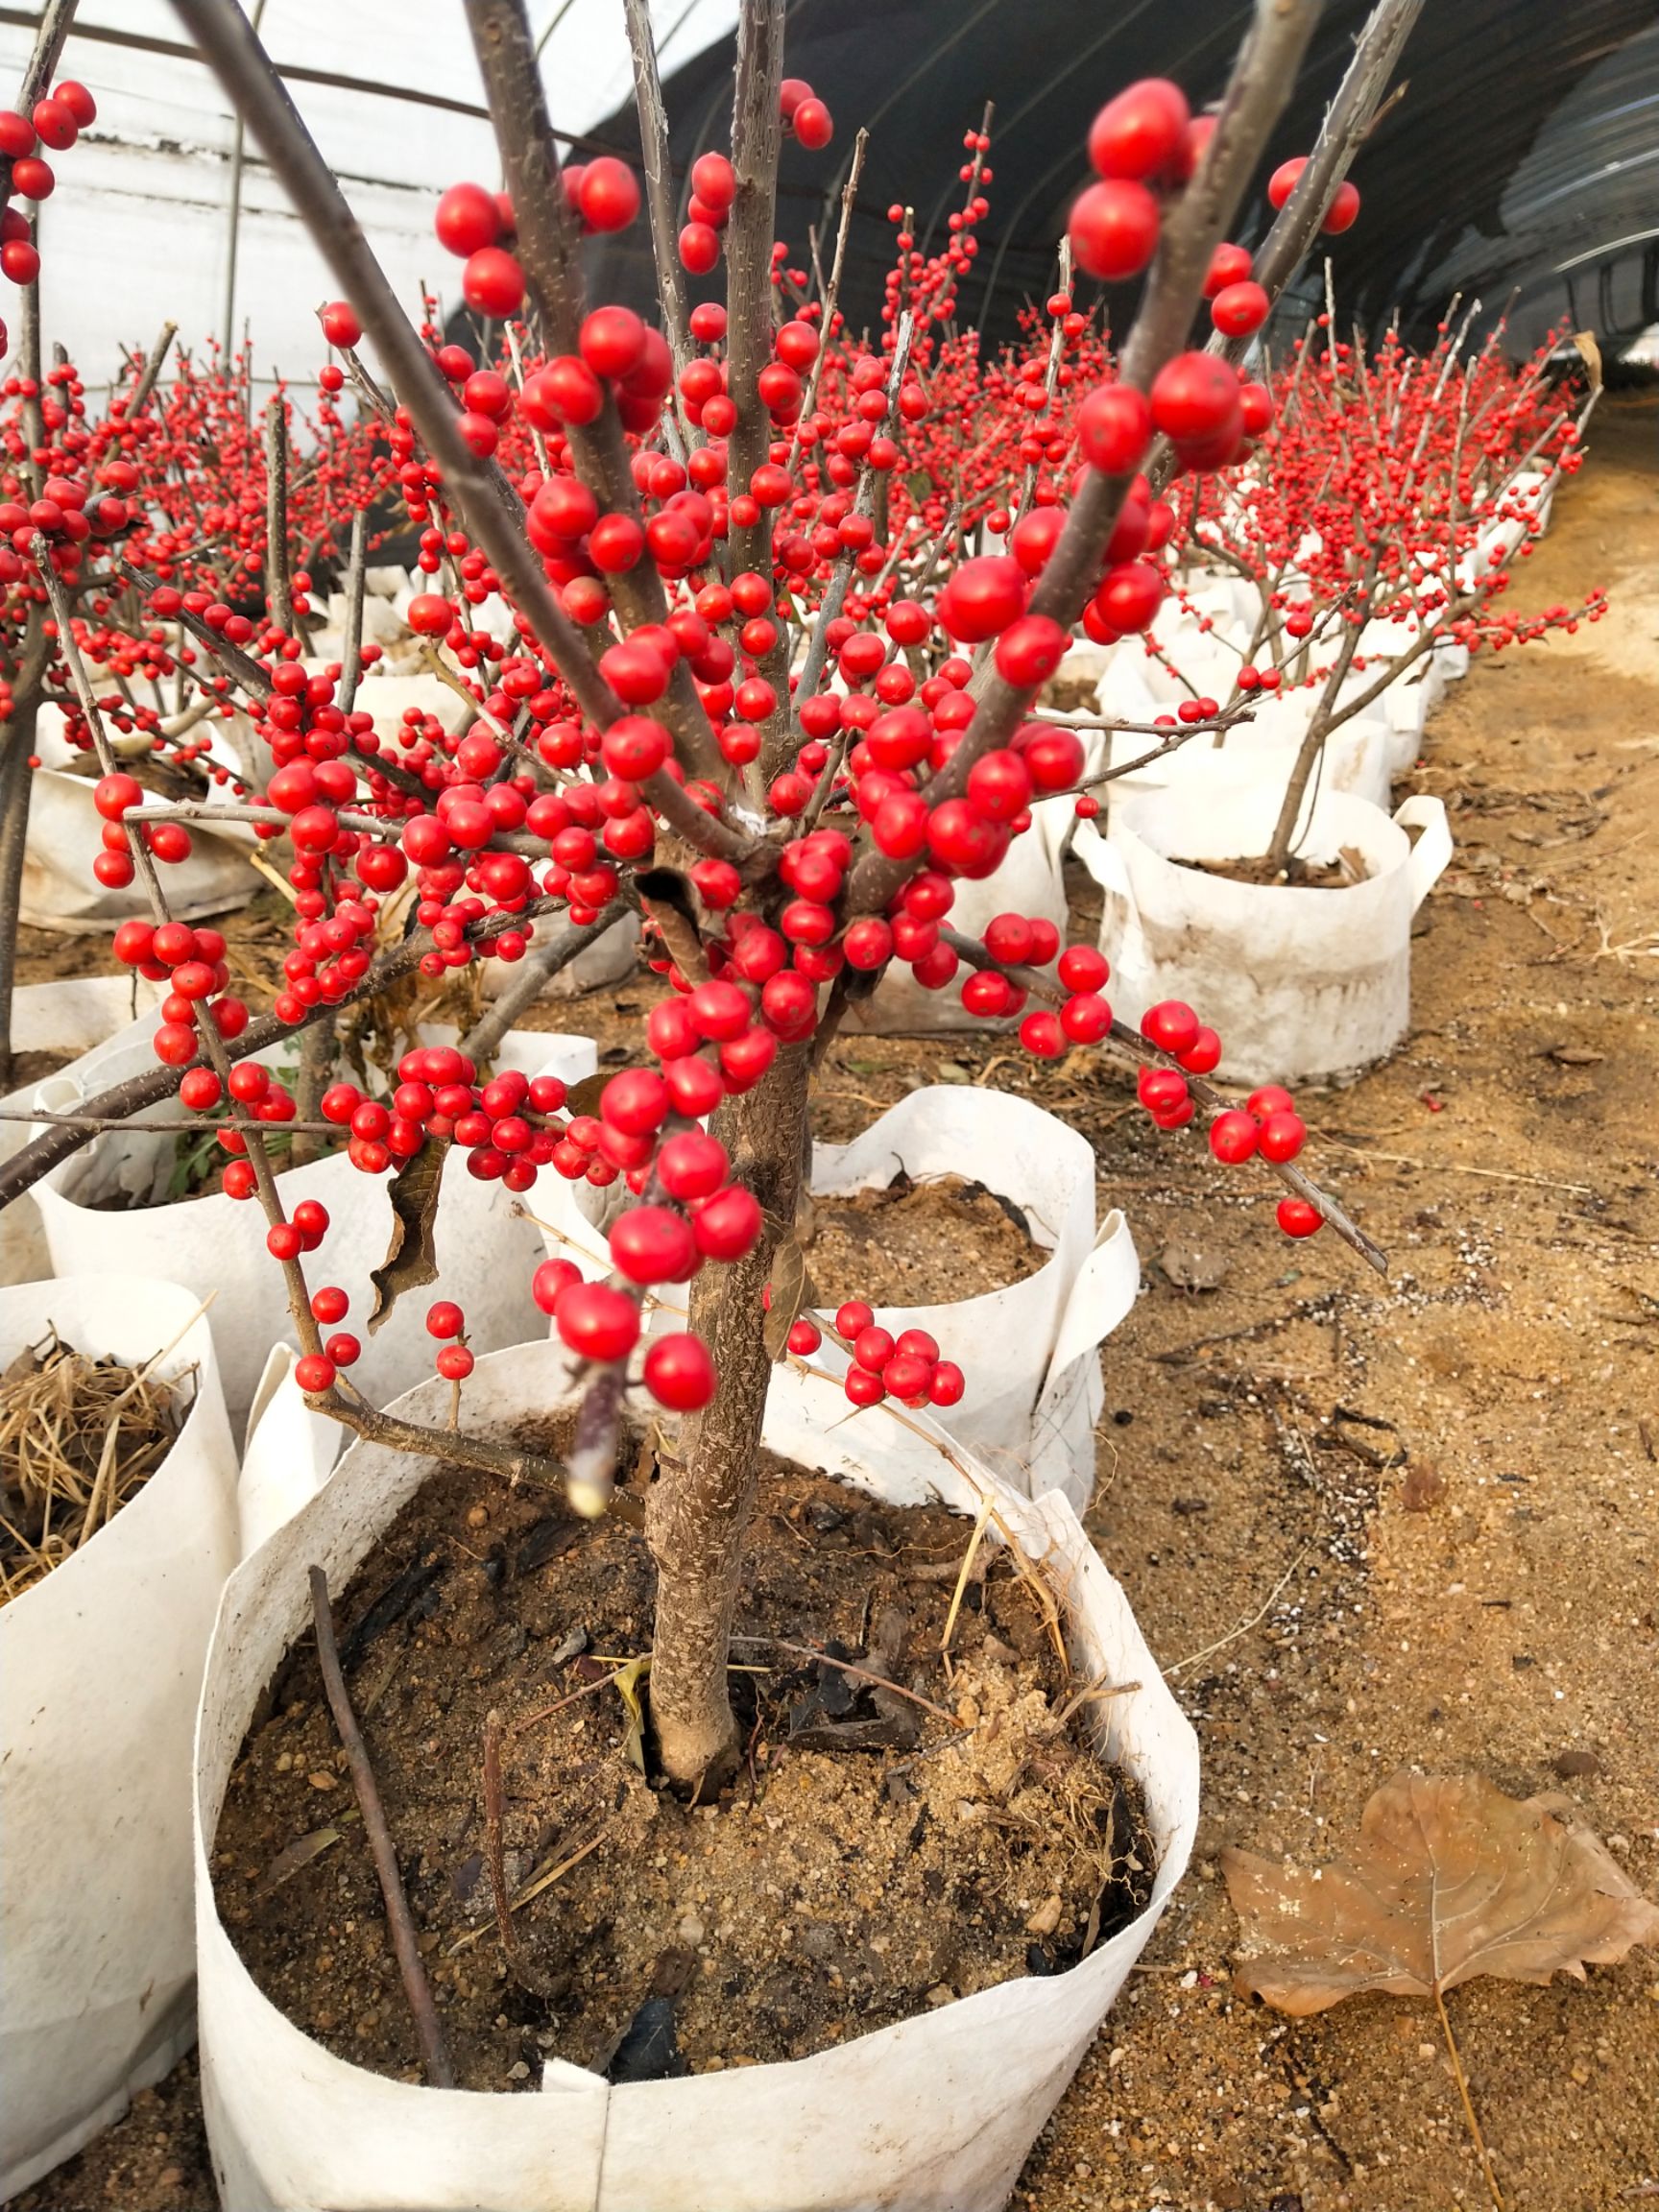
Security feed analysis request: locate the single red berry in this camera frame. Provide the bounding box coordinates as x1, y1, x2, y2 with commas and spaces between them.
1061, 992, 1113, 1044
1150, 352, 1241, 445
792, 96, 833, 150
1208, 1109, 1259, 1165
320, 301, 361, 349
1141, 1000, 1201, 1055
1322, 180, 1361, 234
425, 1300, 466, 1339
1020, 1010, 1066, 1059
435, 180, 500, 256
610, 1205, 697, 1286
692, 1185, 762, 1262
1058, 944, 1109, 994
1276, 1196, 1323, 1238
1267, 156, 1309, 211
1246, 1085, 1295, 1119
853, 1325, 895, 1372
436, 1343, 475, 1382
576, 156, 640, 233
1178, 1027, 1223, 1074
1087, 79, 1190, 180
462, 247, 524, 318
1210, 279, 1269, 338
1257, 1110, 1307, 1164
643, 1332, 717, 1411
532, 1258, 582, 1315
1068, 179, 1161, 281
294, 1354, 336, 1394
556, 1282, 640, 1363
928, 1360, 966, 1407
1076, 383, 1152, 475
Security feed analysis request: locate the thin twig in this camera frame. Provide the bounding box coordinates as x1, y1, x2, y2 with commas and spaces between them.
785, 126, 868, 473
309, 1565, 455, 2087
1166, 1545, 1310, 1674
1434, 1983, 1506, 2212
728, 1633, 967, 1727
337, 502, 369, 713
127, 321, 179, 415
263, 395, 294, 634
481, 1708, 521, 1977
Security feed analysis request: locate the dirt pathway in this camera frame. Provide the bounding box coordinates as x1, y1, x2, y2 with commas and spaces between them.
1018, 393, 1659, 2212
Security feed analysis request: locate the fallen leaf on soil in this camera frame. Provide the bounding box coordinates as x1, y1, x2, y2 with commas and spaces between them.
1159, 1236, 1228, 1293
1401, 1462, 1447, 1511
1223, 1769, 1659, 2015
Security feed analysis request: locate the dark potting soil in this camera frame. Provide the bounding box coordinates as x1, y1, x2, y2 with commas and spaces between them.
1173, 848, 1373, 890
212, 1441, 1152, 2092
1, 1047, 77, 1094
806, 1171, 1045, 1312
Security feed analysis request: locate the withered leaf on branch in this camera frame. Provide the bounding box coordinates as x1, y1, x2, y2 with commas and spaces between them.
367, 1142, 448, 1333
763, 1233, 816, 1361
562, 1069, 611, 1119
1223, 1769, 1659, 2016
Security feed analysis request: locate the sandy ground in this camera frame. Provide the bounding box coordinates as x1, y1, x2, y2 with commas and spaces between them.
17, 399, 1658, 2212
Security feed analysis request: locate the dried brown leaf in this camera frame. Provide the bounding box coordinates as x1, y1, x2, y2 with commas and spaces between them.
563, 1069, 611, 1119
763, 1235, 815, 1361
1223, 1769, 1659, 2016
367, 1140, 448, 1334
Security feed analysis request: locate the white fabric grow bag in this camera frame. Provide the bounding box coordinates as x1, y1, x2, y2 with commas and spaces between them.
0, 978, 161, 1288
236, 1344, 344, 1559
20, 768, 254, 933
193, 1339, 1199, 2212
34, 1025, 596, 1433
533, 1084, 1139, 1509
476, 911, 640, 1003
1115, 687, 1392, 815
0, 1275, 238, 2201
1076, 782, 1453, 1086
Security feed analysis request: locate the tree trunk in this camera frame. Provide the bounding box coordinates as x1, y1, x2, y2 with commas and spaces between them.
0, 694, 37, 1090
646, 1040, 811, 1791
0, 606, 49, 1087
1264, 609, 1368, 869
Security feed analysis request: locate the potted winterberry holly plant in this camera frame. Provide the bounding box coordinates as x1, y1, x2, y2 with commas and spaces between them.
0, 0, 1433, 2201
1077, 305, 1602, 1084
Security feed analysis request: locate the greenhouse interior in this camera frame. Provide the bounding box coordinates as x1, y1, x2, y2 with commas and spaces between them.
0, 3, 1654, 2210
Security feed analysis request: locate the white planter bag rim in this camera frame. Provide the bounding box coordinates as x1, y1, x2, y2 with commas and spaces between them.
528, 1081, 1140, 1508
1074, 786, 1452, 1085
33, 1023, 597, 1434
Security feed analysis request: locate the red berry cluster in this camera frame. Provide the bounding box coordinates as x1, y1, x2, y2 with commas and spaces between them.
812, 1303, 966, 1412
109, 914, 248, 1066
0, 77, 96, 349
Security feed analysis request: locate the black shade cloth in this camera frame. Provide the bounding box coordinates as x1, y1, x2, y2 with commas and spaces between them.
576, 0, 1659, 357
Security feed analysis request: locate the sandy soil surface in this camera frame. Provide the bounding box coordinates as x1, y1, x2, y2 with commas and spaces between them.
18, 399, 1658, 2212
